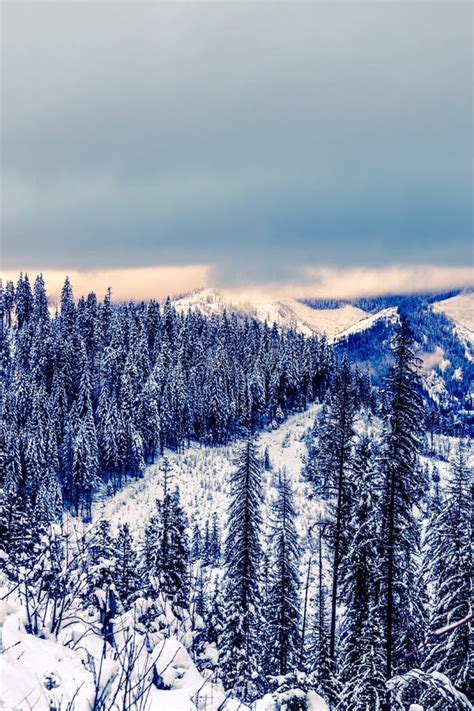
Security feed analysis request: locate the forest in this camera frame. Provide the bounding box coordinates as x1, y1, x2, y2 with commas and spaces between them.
0, 274, 472, 711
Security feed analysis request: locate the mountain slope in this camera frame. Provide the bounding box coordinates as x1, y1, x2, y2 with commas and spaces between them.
173, 288, 369, 340
335, 306, 399, 342
432, 292, 474, 352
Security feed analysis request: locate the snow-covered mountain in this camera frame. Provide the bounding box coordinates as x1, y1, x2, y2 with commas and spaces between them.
172, 288, 473, 416
432, 292, 474, 351
334, 306, 399, 342
173, 288, 389, 341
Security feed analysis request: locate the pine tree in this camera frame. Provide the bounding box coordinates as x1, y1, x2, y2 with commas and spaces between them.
141, 512, 162, 594
318, 356, 357, 663
422, 443, 472, 705
309, 513, 334, 704
114, 523, 140, 608
3, 280, 15, 328
266, 469, 301, 676
70, 343, 101, 519
380, 318, 425, 709
87, 518, 115, 601
202, 519, 211, 566
206, 577, 225, 649
160, 488, 190, 607
210, 512, 222, 566
191, 521, 202, 562
337, 437, 386, 710
15, 273, 33, 328
34, 420, 63, 525
220, 435, 264, 702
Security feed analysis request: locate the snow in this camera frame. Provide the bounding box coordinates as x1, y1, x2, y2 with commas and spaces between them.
255, 690, 329, 710
422, 369, 449, 406
95, 406, 320, 542
0, 598, 235, 711
334, 306, 399, 342
1, 608, 94, 711
173, 288, 369, 340
432, 292, 474, 351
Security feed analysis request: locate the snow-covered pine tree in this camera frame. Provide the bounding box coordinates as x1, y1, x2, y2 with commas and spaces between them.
422, 442, 472, 706
309, 512, 334, 704
34, 419, 63, 525
266, 468, 301, 677
209, 512, 222, 566
206, 576, 225, 650
380, 318, 425, 709
337, 437, 386, 710
202, 519, 211, 566
15, 272, 33, 329
191, 521, 202, 562
86, 518, 115, 607
317, 355, 357, 663
220, 435, 264, 702
3, 279, 15, 328
141, 511, 162, 595
114, 523, 140, 608
160, 488, 190, 607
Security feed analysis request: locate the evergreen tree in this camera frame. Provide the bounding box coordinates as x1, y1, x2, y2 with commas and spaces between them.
209, 512, 222, 566
206, 577, 225, 649
15, 273, 33, 328
191, 521, 202, 562
337, 437, 386, 710
114, 523, 140, 608
3, 280, 15, 328
220, 436, 264, 702
202, 519, 211, 566
422, 443, 472, 705
160, 488, 190, 607
318, 356, 357, 663
87, 518, 115, 600
266, 469, 301, 676
309, 513, 334, 704
380, 318, 425, 708
141, 512, 162, 594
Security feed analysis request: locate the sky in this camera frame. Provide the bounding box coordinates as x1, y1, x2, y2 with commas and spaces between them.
1, 1, 473, 300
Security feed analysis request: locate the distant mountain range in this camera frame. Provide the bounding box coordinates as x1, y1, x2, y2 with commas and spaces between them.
173, 287, 473, 426
173, 287, 400, 341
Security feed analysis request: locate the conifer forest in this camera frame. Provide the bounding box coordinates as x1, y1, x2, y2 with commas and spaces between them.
0, 275, 472, 710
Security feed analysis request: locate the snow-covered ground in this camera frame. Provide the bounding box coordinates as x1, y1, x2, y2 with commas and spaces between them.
334, 306, 399, 342
95, 405, 320, 541
0, 599, 245, 711
432, 292, 474, 351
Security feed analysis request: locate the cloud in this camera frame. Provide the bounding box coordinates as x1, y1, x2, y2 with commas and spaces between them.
1, 2, 472, 280
1, 264, 471, 303
0, 265, 211, 304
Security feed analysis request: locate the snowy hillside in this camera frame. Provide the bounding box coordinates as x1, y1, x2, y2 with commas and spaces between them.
173, 288, 368, 340
432, 292, 474, 351
95, 406, 320, 540
2, 407, 331, 711
334, 306, 399, 342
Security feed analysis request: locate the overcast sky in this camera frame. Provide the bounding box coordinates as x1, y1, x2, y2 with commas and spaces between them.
1, 1, 472, 297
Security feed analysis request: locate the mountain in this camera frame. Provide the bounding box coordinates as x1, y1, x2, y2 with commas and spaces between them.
333, 290, 473, 425
173, 287, 473, 428
432, 292, 474, 351
173, 288, 382, 341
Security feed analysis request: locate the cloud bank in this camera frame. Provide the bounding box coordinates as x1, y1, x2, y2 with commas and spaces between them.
1, 264, 471, 303
2, 1, 472, 288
